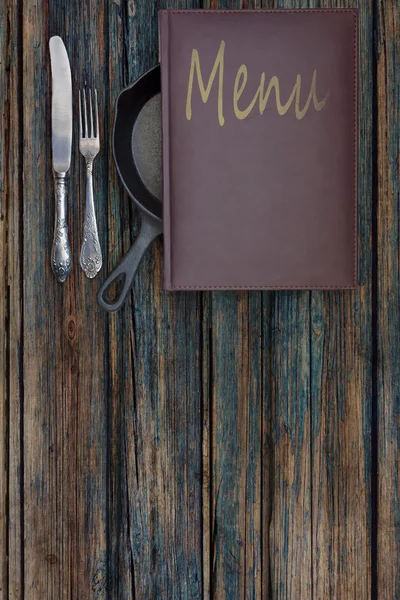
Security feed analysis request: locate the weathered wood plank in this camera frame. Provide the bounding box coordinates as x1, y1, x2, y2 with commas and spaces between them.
22, 1, 59, 594
104, 0, 204, 597
267, 292, 312, 600
0, 1, 380, 598
0, 0, 8, 593
311, 289, 372, 600
199, 0, 265, 596
3, 2, 23, 596
209, 291, 263, 599
261, 294, 274, 600
259, 3, 313, 598
195, 9, 212, 600
66, 1, 110, 597
202, 292, 212, 600
256, 2, 373, 599
376, 2, 400, 598
21, 1, 109, 597
310, 1, 373, 599
105, 3, 135, 597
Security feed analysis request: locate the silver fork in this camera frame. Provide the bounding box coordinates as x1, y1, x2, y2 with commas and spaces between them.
79, 88, 102, 278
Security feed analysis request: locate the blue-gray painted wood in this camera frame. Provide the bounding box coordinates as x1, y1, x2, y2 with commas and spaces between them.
0, 0, 393, 598
107, 0, 203, 598
309, 0, 373, 598
376, 2, 400, 598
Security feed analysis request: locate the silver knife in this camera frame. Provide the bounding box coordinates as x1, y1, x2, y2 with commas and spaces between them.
49, 36, 72, 282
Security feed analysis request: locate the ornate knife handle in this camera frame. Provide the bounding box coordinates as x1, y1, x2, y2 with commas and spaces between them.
51, 171, 72, 282
80, 160, 102, 278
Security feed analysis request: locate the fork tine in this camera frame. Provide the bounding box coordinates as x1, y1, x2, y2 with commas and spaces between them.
95, 89, 99, 139
83, 88, 88, 138
78, 89, 83, 139
89, 89, 94, 138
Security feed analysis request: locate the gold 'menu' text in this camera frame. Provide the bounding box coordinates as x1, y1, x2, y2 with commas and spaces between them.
186, 41, 329, 126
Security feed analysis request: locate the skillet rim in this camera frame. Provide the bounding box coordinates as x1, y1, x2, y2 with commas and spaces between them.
112, 64, 162, 223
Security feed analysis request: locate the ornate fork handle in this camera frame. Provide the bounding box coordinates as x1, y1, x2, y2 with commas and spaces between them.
80, 159, 102, 278
52, 171, 72, 282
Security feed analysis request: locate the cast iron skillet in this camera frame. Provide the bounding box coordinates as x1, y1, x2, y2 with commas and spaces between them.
97, 65, 162, 312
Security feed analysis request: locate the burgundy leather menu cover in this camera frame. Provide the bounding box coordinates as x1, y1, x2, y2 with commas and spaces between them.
160, 9, 358, 290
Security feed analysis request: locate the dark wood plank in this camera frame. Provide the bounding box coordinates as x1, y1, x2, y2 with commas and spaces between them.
259, 1, 372, 599
261, 294, 273, 600
2, 2, 23, 596
266, 292, 312, 599
66, 2, 110, 597
202, 292, 212, 599
0, 1, 378, 598
310, 1, 373, 599
21, 1, 109, 597
22, 2, 56, 595
209, 291, 263, 599
376, 2, 400, 598
105, 0, 203, 597
202, 1, 264, 598
104, 4, 135, 597
0, 0, 8, 592
260, 2, 313, 597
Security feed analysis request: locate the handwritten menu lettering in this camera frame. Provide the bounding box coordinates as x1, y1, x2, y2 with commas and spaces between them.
186, 41, 329, 126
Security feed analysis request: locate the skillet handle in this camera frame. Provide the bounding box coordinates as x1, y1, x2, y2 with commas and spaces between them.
97, 213, 162, 312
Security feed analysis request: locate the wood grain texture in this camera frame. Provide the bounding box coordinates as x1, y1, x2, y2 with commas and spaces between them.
376, 2, 400, 598
21, 1, 109, 598
261, 1, 372, 599
105, 4, 134, 597
104, 3, 170, 597
22, 2, 53, 595
210, 292, 263, 600
67, 3, 110, 598
310, 1, 373, 599
267, 291, 312, 600
263, 2, 312, 598
0, 1, 8, 593
257, 7, 313, 597
201, 2, 264, 598
260, 2, 372, 599
1, 0, 396, 598
106, 0, 203, 598
4, 1, 23, 598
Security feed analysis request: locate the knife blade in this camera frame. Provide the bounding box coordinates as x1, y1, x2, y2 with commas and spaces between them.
49, 36, 72, 282
50, 36, 72, 172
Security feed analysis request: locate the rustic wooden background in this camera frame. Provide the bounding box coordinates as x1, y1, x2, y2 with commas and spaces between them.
0, 0, 398, 598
